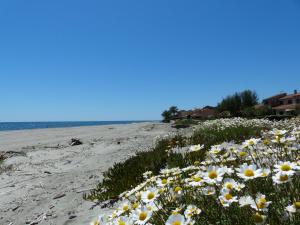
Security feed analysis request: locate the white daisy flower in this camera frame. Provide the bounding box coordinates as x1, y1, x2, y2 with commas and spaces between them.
189, 172, 204, 187
145, 202, 161, 212
236, 163, 262, 181
239, 196, 255, 207
203, 166, 225, 184
184, 205, 201, 219
90, 215, 108, 225
189, 144, 204, 152
243, 138, 261, 147
141, 187, 159, 203
270, 129, 287, 136
260, 168, 271, 178
113, 216, 134, 225
219, 188, 238, 207
156, 177, 171, 187
286, 201, 300, 213
166, 213, 187, 225
250, 193, 272, 212
209, 145, 222, 154
222, 178, 244, 191
118, 200, 131, 214
202, 186, 216, 196
274, 161, 297, 176
272, 172, 293, 184
132, 206, 152, 225
253, 213, 267, 225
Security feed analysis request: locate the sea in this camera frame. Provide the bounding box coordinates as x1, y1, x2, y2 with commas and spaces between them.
0, 121, 152, 132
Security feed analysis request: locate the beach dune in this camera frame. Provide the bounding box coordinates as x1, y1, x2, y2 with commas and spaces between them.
0, 122, 173, 225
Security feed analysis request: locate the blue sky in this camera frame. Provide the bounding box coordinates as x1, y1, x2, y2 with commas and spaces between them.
0, 0, 300, 121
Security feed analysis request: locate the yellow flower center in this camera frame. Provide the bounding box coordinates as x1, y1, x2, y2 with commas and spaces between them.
244, 169, 254, 177
224, 193, 233, 200
281, 164, 291, 171
139, 212, 147, 221
194, 177, 202, 182
132, 203, 138, 209
194, 161, 200, 165
118, 221, 126, 225
174, 186, 182, 193
257, 198, 266, 209
172, 221, 181, 225
279, 174, 289, 181
122, 205, 129, 211
294, 201, 300, 209
259, 198, 266, 203
261, 172, 267, 177
239, 151, 247, 157
253, 213, 264, 223
249, 140, 254, 145
208, 170, 218, 179
225, 183, 233, 190
212, 150, 220, 154
263, 139, 270, 145
162, 179, 167, 184
147, 192, 155, 200
93, 221, 100, 225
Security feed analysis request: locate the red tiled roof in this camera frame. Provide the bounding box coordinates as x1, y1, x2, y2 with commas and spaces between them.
279, 93, 300, 100
263, 93, 287, 101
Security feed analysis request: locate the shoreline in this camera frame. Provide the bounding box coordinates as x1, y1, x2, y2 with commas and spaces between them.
0, 122, 174, 225
0, 121, 158, 133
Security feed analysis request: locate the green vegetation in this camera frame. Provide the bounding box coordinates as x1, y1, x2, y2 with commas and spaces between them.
217, 90, 258, 116
84, 135, 186, 202
161, 106, 179, 123
172, 119, 199, 129
89, 118, 300, 225
86, 120, 267, 204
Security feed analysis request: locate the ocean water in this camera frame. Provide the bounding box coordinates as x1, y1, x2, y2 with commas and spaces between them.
0, 121, 151, 132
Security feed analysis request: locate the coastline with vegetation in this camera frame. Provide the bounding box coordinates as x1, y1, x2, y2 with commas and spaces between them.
1, 90, 300, 225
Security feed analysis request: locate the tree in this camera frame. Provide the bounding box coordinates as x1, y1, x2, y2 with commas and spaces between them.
169, 106, 179, 118
240, 90, 258, 108
161, 106, 179, 123
161, 110, 172, 123
217, 90, 258, 117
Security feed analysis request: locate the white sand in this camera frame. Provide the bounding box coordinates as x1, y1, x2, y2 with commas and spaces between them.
0, 122, 174, 225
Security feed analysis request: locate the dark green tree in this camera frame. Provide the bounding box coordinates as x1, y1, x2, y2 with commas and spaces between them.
161, 106, 179, 123
217, 90, 258, 117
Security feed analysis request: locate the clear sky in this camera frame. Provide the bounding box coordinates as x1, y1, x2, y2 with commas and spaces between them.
0, 0, 300, 121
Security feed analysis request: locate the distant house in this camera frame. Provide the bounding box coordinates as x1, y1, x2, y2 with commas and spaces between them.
262, 93, 287, 107
177, 106, 216, 119
262, 90, 300, 115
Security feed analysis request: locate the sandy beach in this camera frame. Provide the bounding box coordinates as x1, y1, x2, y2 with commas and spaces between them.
0, 122, 174, 225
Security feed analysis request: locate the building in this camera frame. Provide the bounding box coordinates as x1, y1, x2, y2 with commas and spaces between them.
177, 106, 216, 119
262, 90, 300, 115
262, 93, 287, 107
